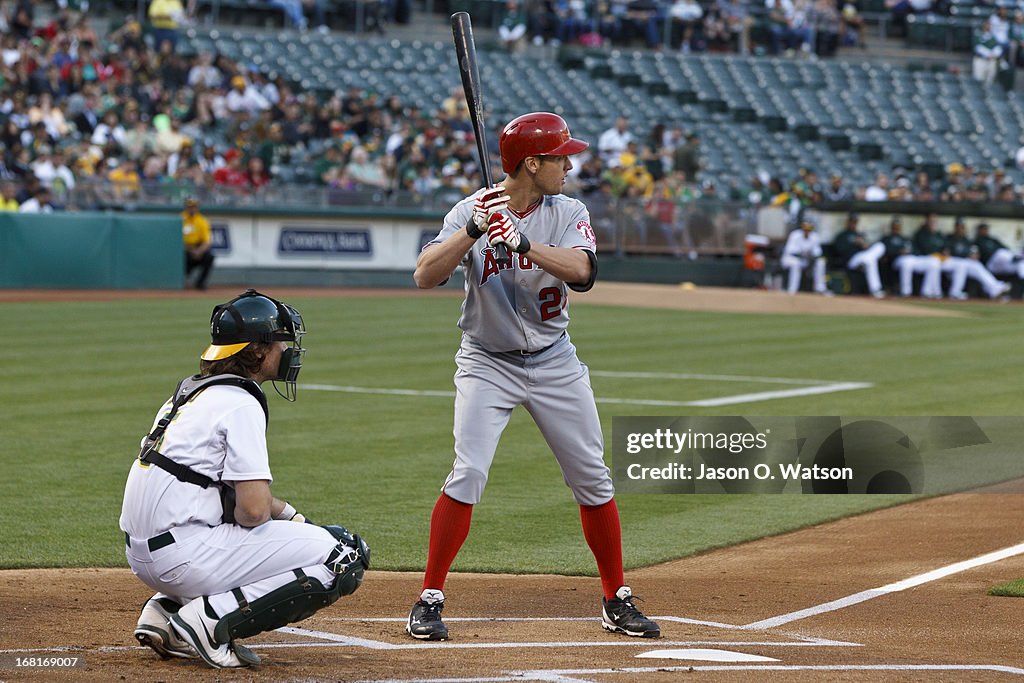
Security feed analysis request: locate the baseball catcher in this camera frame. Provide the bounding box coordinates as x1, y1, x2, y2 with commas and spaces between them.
119, 289, 369, 669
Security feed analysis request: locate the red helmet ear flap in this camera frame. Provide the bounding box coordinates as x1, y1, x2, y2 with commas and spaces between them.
499, 112, 589, 174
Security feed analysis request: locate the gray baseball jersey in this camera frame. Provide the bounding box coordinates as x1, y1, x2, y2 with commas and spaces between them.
430, 193, 598, 353
426, 192, 612, 507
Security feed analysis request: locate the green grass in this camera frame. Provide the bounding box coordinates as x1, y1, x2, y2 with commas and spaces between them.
989, 578, 1024, 597
3, 295, 1024, 572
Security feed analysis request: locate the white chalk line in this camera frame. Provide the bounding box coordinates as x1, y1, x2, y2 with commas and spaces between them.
588, 371, 840, 385
685, 382, 872, 407
744, 540, 1024, 630
303, 377, 872, 408
271, 625, 860, 651
359, 664, 1024, 682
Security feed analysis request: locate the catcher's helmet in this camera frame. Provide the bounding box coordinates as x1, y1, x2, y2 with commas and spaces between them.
499, 112, 589, 174
202, 289, 306, 400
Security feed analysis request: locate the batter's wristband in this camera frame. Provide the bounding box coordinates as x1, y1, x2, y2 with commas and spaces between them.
515, 234, 531, 254
465, 218, 485, 239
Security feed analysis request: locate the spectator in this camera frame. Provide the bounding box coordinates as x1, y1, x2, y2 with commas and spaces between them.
91, 110, 126, 148
591, 0, 623, 44
0, 182, 19, 210
213, 148, 249, 187
167, 138, 196, 176
499, 0, 530, 50
18, 186, 55, 213
863, 172, 890, 201
31, 146, 76, 196
808, 0, 840, 57
154, 115, 188, 156
668, 0, 704, 52
839, 0, 865, 48
108, 158, 141, 201
246, 156, 271, 190
885, 0, 930, 37
268, 0, 307, 30
182, 197, 215, 290
973, 19, 1002, 85
1010, 11, 1024, 68
555, 0, 590, 43
598, 116, 633, 167
823, 171, 852, 201
9, 0, 35, 41
188, 52, 222, 90
911, 170, 936, 200
766, 0, 812, 55
147, 0, 186, 52
345, 147, 390, 189
226, 75, 270, 115
780, 218, 828, 295
622, 0, 664, 48
199, 144, 226, 176
27, 93, 70, 140
672, 131, 701, 182
73, 92, 101, 137
990, 5, 1011, 55
528, 0, 561, 45
710, 0, 753, 53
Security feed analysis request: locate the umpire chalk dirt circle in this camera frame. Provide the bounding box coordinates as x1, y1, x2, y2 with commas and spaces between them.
2, 491, 1023, 681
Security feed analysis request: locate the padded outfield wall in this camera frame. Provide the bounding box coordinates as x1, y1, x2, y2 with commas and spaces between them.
0, 214, 182, 289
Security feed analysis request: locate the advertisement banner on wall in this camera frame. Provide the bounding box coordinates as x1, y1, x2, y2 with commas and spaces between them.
277, 227, 373, 256
203, 215, 441, 270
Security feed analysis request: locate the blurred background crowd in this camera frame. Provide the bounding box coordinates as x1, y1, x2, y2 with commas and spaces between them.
1, 0, 1024, 216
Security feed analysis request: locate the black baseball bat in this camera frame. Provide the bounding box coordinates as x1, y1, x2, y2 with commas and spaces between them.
451, 11, 510, 265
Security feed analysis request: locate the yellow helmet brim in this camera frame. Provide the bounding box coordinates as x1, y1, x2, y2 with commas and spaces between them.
201, 342, 250, 361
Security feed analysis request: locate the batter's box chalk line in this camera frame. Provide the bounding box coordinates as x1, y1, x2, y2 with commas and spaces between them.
355, 664, 1024, 683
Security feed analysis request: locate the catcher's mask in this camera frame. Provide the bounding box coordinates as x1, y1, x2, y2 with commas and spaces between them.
202, 289, 306, 401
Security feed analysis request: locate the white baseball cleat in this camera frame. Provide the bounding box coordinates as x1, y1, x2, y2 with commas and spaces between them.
169, 597, 260, 669
134, 597, 198, 659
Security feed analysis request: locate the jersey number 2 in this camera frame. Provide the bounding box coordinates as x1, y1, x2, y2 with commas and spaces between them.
539, 287, 563, 321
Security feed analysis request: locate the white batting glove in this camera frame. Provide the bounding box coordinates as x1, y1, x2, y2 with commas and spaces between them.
472, 185, 511, 232
487, 213, 531, 254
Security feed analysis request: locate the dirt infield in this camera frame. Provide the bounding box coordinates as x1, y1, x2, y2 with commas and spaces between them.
0, 283, 973, 318
2, 491, 1023, 681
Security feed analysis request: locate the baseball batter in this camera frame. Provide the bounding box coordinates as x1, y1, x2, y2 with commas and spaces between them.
120, 290, 369, 669
405, 112, 660, 641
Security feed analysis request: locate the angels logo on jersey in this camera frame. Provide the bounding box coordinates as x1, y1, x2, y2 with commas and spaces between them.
575, 220, 596, 249
479, 248, 538, 285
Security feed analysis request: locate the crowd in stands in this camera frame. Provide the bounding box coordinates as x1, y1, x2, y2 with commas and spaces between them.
497, 0, 867, 57
1, 0, 1023, 222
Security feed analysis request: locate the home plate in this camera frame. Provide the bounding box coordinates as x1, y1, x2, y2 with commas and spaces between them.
636, 649, 780, 662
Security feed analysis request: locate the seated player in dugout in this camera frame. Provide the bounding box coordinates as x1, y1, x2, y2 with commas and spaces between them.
408, 112, 661, 641
120, 290, 370, 669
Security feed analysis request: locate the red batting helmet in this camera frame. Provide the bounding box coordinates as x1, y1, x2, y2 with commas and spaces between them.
499, 112, 589, 174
